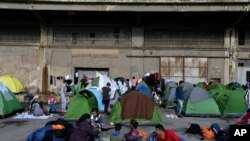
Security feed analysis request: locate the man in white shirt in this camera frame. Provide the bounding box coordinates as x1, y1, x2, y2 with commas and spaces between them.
237, 82, 250, 124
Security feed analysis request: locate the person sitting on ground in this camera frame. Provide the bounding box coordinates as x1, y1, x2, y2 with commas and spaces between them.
124, 119, 142, 141
155, 124, 182, 141
69, 113, 100, 141
91, 107, 103, 131
30, 95, 45, 116
110, 123, 123, 141
48, 92, 57, 113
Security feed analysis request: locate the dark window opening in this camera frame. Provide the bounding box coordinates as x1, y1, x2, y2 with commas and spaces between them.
238, 28, 245, 45
90, 33, 95, 38
246, 71, 250, 82
210, 78, 221, 83
238, 63, 244, 66
90, 33, 95, 44
114, 28, 120, 39
114, 28, 120, 34
72, 33, 78, 44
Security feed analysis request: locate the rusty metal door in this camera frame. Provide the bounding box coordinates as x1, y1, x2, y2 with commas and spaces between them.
161, 57, 184, 82
161, 57, 207, 83
184, 58, 207, 83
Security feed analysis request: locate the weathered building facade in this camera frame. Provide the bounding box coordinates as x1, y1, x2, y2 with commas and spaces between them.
0, 0, 250, 93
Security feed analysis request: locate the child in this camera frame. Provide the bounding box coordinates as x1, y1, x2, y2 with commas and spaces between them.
124, 119, 142, 141
110, 123, 123, 141
48, 92, 57, 113
91, 107, 103, 130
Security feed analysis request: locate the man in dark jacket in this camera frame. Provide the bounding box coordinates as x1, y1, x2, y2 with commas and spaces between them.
69, 113, 99, 141
101, 82, 111, 115
175, 81, 184, 118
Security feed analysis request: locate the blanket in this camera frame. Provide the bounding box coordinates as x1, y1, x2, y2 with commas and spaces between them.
13, 112, 51, 119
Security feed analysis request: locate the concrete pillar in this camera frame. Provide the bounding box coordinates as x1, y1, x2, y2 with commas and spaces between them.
39, 24, 48, 94
47, 25, 54, 92
233, 28, 239, 82
224, 28, 238, 84
131, 26, 144, 77
132, 26, 144, 47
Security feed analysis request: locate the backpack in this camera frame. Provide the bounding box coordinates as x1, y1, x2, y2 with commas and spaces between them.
186, 123, 201, 134
46, 118, 73, 140
26, 119, 73, 141
26, 125, 65, 141
26, 125, 52, 141
210, 123, 223, 136
215, 128, 230, 141
201, 126, 215, 139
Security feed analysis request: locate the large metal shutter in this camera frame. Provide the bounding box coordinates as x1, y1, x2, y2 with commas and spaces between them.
161, 57, 207, 83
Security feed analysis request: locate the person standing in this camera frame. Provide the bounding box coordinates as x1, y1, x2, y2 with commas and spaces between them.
175, 80, 184, 118
48, 92, 57, 113
101, 82, 111, 115
131, 76, 138, 90
60, 79, 68, 114
237, 82, 250, 124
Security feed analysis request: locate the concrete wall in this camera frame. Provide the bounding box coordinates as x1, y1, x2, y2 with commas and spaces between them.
1, 11, 250, 94
0, 47, 40, 93
207, 58, 225, 83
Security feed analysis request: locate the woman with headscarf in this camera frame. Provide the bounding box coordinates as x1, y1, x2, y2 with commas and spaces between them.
29, 95, 44, 116
60, 79, 68, 114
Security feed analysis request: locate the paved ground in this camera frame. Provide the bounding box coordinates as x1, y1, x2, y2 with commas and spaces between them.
0, 105, 237, 141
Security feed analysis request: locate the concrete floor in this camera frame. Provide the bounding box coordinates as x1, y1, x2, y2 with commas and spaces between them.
0, 105, 237, 141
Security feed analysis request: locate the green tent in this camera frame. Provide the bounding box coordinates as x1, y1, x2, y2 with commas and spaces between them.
207, 83, 225, 91
209, 88, 227, 100
162, 81, 177, 108
196, 82, 209, 90
64, 90, 98, 120
110, 91, 162, 125
0, 82, 23, 118
183, 87, 221, 116
210, 88, 246, 117
72, 82, 88, 96
225, 82, 242, 90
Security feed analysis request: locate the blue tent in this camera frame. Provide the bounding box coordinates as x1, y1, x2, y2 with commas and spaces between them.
88, 87, 104, 111
136, 85, 153, 98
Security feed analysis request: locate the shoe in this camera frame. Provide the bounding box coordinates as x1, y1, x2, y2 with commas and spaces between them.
178, 115, 184, 118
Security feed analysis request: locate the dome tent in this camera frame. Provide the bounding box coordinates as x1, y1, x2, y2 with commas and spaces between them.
0, 82, 23, 118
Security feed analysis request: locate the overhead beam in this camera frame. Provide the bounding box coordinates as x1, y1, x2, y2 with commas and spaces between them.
0, 2, 250, 12
1, 0, 250, 4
